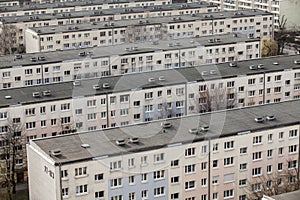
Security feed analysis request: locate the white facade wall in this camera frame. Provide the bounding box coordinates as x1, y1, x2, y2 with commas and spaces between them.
28, 123, 300, 200
2, 62, 300, 139
0, 38, 260, 89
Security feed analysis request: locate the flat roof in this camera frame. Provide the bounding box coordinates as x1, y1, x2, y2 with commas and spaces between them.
29, 9, 272, 35
1, 2, 217, 23
272, 190, 300, 200
0, 32, 259, 69
31, 99, 300, 164
1, 54, 300, 108
0, 0, 169, 12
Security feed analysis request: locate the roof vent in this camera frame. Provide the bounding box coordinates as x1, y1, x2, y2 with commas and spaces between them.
208, 38, 214, 43
152, 41, 159, 45
200, 125, 209, 132
5, 96, 12, 99
31, 57, 37, 62
254, 117, 264, 123
15, 54, 22, 59
168, 43, 173, 47
229, 62, 237, 67
273, 62, 279, 65
158, 76, 165, 81
215, 38, 221, 42
294, 60, 300, 64
38, 56, 46, 61
102, 83, 110, 88
249, 65, 257, 70
201, 71, 208, 76
210, 70, 217, 75
50, 149, 61, 156
148, 78, 155, 82
257, 64, 264, 69
125, 47, 130, 51
161, 121, 172, 128
175, 42, 180, 46
190, 40, 195, 43
93, 84, 100, 90
43, 90, 51, 96
129, 137, 139, 143
81, 144, 90, 148
116, 139, 126, 146
78, 52, 86, 56
233, 33, 238, 37
73, 80, 81, 86
266, 115, 276, 121
189, 128, 199, 134
32, 92, 40, 98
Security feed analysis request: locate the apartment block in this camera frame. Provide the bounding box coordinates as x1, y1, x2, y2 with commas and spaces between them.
1, 54, 300, 140
27, 100, 300, 200
0, 0, 172, 17
0, 2, 218, 48
0, 0, 20, 6
0, 33, 260, 89
24, 9, 273, 53
195, 0, 300, 29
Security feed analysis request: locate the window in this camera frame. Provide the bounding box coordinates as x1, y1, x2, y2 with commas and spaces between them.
201, 178, 207, 187
278, 147, 284, 156
25, 108, 35, 116
26, 122, 36, 130
154, 153, 164, 163
154, 186, 165, 197
110, 161, 122, 170
145, 92, 153, 99
75, 167, 87, 177
171, 193, 179, 200
248, 78, 255, 85
133, 101, 140, 107
278, 163, 283, 171
95, 191, 104, 199
275, 75, 282, 81
176, 88, 184, 96
267, 149, 273, 158
185, 164, 196, 173
240, 163, 247, 171
239, 179, 247, 187
227, 81, 234, 88
87, 99, 96, 107
167, 89, 172, 96
76, 184, 87, 195
252, 183, 262, 192
171, 176, 179, 184
224, 141, 234, 150
88, 113, 97, 120
145, 105, 153, 112
253, 136, 262, 144
110, 178, 122, 188
252, 167, 262, 177
171, 159, 179, 167
61, 103, 70, 111
279, 132, 284, 140
268, 133, 273, 142
252, 151, 262, 161
120, 95, 129, 103
212, 143, 219, 152
213, 193, 218, 200
185, 147, 195, 157
62, 188, 69, 198
288, 160, 297, 169
110, 96, 116, 104
212, 176, 219, 185
201, 162, 207, 171
129, 192, 135, 200
141, 156, 147, 165
128, 158, 135, 168
50, 105, 56, 112
141, 173, 148, 182
240, 147, 247, 154
289, 130, 298, 138
274, 86, 282, 93
224, 189, 234, 199
201, 145, 208, 154
95, 173, 104, 181
289, 145, 297, 153
120, 108, 129, 116
213, 160, 218, 168
111, 195, 123, 200
185, 181, 195, 190
267, 165, 273, 173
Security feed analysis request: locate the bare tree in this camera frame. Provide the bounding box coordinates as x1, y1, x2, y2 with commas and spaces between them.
124, 24, 168, 43
0, 24, 20, 55
245, 163, 300, 200
0, 120, 26, 200
261, 37, 278, 57
275, 15, 289, 55
195, 86, 235, 113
